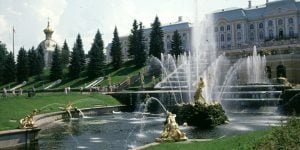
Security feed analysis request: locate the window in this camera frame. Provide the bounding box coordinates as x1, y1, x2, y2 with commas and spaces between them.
268, 20, 273, 27
288, 18, 294, 24
259, 31, 264, 40
278, 19, 283, 25
227, 25, 231, 31
250, 32, 255, 41
250, 24, 254, 30
227, 45, 231, 49
269, 29, 274, 39
237, 24, 241, 30
221, 34, 225, 42
237, 32, 242, 41
289, 27, 294, 37
227, 33, 231, 41
167, 35, 170, 40
220, 26, 224, 31
259, 23, 264, 29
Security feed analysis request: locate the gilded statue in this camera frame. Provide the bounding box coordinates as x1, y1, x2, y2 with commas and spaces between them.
156, 112, 187, 142
20, 109, 38, 129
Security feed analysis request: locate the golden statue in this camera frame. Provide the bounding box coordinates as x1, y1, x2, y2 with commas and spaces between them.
194, 77, 206, 104
19, 109, 38, 129
156, 112, 188, 142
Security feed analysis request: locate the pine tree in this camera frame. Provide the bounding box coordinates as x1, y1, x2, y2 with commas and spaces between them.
149, 16, 164, 59
36, 45, 45, 69
110, 27, 122, 69
50, 45, 63, 81
128, 20, 139, 58
135, 22, 147, 67
3, 52, 16, 83
16, 47, 28, 83
69, 36, 82, 79
61, 40, 70, 68
74, 34, 85, 70
28, 47, 38, 76
170, 30, 184, 61
87, 30, 105, 79
0, 42, 8, 84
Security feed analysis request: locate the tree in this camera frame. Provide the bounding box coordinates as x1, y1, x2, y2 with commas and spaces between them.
16, 47, 28, 83
74, 34, 85, 70
68, 35, 83, 79
128, 20, 139, 58
28, 47, 38, 76
0, 42, 8, 84
149, 16, 164, 59
3, 52, 16, 83
135, 22, 147, 67
170, 30, 184, 61
87, 30, 105, 79
35, 45, 44, 78
128, 20, 147, 67
50, 45, 63, 81
110, 27, 122, 69
61, 40, 70, 68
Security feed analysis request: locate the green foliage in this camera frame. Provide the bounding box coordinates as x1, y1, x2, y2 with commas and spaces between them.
3, 52, 16, 83
255, 117, 300, 150
87, 30, 105, 79
50, 45, 63, 81
16, 47, 29, 83
36, 44, 45, 70
61, 40, 70, 68
128, 20, 139, 57
0, 42, 8, 84
172, 103, 227, 129
128, 20, 147, 67
149, 16, 164, 59
170, 30, 184, 60
28, 47, 39, 76
69, 34, 84, 79
110, 27, 122, 69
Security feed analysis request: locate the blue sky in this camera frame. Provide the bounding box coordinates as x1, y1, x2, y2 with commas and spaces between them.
0, 0, 266, 54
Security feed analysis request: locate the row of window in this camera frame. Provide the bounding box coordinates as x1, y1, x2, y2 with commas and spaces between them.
219, 27, 295, 42
216, 17, 294, 32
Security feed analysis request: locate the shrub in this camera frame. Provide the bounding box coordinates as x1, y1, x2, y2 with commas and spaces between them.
172, 103, 228, 129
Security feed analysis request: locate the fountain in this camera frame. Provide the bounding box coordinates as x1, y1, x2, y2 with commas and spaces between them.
19, 109, 38, 129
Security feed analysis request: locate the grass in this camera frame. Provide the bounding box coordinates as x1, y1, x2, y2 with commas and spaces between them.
146, 130, 269, 150
0, 92, 121, 131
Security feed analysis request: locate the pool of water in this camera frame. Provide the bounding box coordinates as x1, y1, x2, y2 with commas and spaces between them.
23, 112, 286, 150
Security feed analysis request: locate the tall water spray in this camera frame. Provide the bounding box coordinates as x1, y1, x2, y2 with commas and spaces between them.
246, 46, 267, 84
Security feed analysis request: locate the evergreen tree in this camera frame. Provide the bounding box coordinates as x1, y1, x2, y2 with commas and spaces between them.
110, 27, 122, 69
0, 42, 8, 84
61, 40, 70, 68
3, 52, 16, 83
135, 22, 147, 67
50, 45, 63, 81
28, 47, 38, 76
87, 30, 105, 79
170, 30, 184, 61
74, 34, 85, 70
128, 20, 139, 58
36, 45, 45, 69
16, 47, 28, 83
69, 37, 82, 79
149, 16, 164, 59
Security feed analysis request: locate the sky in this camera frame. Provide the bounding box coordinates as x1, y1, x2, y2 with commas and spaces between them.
0, 0, 267, 54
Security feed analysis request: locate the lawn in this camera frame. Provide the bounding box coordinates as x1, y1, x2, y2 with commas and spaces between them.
146, 130, 269, 150
0, 92, 120, 131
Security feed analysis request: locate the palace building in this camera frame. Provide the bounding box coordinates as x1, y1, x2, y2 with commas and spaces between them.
38, 21, 59, 68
